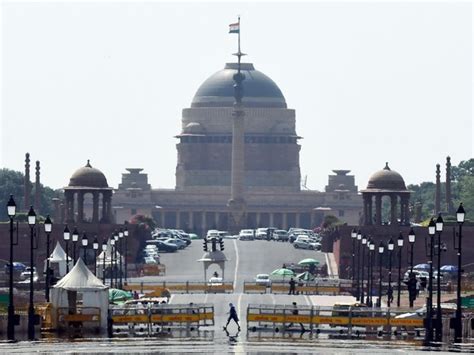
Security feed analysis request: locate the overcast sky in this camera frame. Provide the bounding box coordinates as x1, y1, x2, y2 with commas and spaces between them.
1, 1, 472, 192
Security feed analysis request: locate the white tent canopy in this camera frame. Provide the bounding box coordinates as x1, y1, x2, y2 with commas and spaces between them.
54, 258, 107, 292
51, 258, 109, 330
45, 241, 72, 277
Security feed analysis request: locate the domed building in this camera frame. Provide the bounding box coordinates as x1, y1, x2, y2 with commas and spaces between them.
64, 160, 113, 224
176, 62, 301, 192
113, 60, 363, 232
360, 163, 411, 226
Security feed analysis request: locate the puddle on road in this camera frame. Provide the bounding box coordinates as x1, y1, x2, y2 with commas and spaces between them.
1, 329, 473, 353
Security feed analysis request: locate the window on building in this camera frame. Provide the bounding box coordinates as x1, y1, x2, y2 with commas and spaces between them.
339, 210, 345, 217
131, 208, 137, 215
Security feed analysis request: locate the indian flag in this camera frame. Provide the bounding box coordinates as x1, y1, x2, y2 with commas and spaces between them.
229, 22, 239, 34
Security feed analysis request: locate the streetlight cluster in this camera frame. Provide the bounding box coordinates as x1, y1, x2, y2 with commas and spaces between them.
6, 194, 130, 341
6, 196, 50, 341
62, 226, 129, 289
350, 202, 466, 344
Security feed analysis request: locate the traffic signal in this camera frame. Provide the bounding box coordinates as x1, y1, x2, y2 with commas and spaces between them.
219, 238, 224, 251
203, 239, 208, 252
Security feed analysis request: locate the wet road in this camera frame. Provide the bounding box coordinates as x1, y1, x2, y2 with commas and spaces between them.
1, 240, 472, 353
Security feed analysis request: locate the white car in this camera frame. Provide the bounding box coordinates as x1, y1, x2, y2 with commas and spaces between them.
208, 277, 223, 286
255, 228, 268, 240
255, 274, 272, 287
239, 229, 255, 241
293, 236, 314, 249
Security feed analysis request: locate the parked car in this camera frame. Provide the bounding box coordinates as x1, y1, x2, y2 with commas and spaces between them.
206, 230, 220, 241
143, 256, 159, 265
146, 240, 178, 253
164, 238, 187, 249
255, 228, 268, 240
208, 277, 223, 286
403, 270, 429, 282
20, 267, 39, 282
239, 229, 255, 241
273, 230, 289, 242
255, 274, 272, 287
293, 236, 313, 249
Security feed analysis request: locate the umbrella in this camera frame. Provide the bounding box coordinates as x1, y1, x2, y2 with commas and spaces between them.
271, 268, 295, 278
440, 265, 458, 272
296, 271, 315, 282
108, 288, 133, 304
298, 258, 320, 266
413, 263, 430, 271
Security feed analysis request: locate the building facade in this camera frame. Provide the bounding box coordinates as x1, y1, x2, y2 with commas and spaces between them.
111, 61, 363, 233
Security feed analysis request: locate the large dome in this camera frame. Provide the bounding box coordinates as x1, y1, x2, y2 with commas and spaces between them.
68, 160, 109, 188
366, 163, 407, 191
191, 63, 287, 108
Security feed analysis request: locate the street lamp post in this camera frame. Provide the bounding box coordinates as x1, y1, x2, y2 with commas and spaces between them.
63, 226, 71, 273
454, 203, 466, 342
356, 231, 362, 301
435, 214, 444, 342
351, 229, 357, 296
44, 216, 52, 302
110, 236, 116, 288
92, 236, 99, 276
72, 228, 79, 264
397, 232, 404, 308
387, 238, 394, 308
368, 240, 375, 307
118, 229, 124, 289
27, 206, 36, 341
360, 235, 367, 304
408, 228, 416, 308
377, 242, 385, 307
81, 233, 88, 264
101, 240, 107, 284
114, 232, 119, 288
7, 195, 17, 341
124, 228, 129, 284
425, 218, 436, 344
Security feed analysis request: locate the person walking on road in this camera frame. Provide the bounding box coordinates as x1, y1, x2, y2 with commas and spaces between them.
224, 303, 241, 331
286, 302, 305, 332
288, 278, 296, 295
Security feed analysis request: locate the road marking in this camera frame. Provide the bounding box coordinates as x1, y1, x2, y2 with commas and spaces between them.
169, 295, 174, 304
324, 253, 333, 277
233, 239, 239, 289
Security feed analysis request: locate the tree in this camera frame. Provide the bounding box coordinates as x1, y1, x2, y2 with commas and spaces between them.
321, 215, 341, 229
451, 159, 474, 182
0, 168, 61, 222
458, 176, 474, 220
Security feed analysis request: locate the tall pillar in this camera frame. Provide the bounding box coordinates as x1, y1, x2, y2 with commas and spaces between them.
189, 212, 194, 231
176, 211, 181, 229
269, 213, 274, 228
435, 164, 441, 214
446, 156, 453, 214
367, 194, 373, 225
214, 212, 219, 229
92, 192, 99, 223
390, 194, 398, 225
202, 212, 207, 233
404, 197, 411, 225
295, 213, 301, 228
160, 210, 165, 227
24, 153, 31, 210
375, 194, 382, 226
77, 192, 84, 223
227, 57, 246, 233
106, 192, 113, 223
283, 213, 288, 230
101, 193, 107, 222
256, 213, 261, 227
65, 191, 75, 223
34, 160, 41, 215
